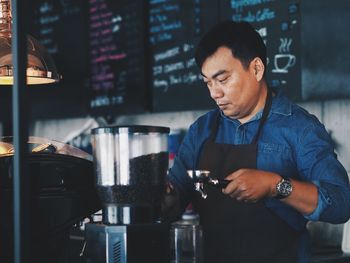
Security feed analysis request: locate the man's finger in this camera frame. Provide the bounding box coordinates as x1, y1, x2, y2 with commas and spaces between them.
225, 169, 247, 180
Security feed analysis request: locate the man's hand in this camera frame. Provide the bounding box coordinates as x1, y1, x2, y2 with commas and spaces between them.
222, 169, 318, 215
222, 169, 281, 202
161, 182, 182, 222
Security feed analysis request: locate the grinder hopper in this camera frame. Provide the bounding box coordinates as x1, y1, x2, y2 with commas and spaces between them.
91, 125, 170, 225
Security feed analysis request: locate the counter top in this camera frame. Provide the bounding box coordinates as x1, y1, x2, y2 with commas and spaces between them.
312, 253, 350, 263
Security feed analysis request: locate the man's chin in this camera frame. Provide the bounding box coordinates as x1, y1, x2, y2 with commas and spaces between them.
221, 109, 238, 119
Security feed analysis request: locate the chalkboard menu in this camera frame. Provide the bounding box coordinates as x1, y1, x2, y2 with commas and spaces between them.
220, 0, 301, 101
8, 0, 303, 121
89, 0, 148, 116
28, 0, 90, 119
32, 0, 88, 82
150, 0, 301, 112
149, 0, 218, 111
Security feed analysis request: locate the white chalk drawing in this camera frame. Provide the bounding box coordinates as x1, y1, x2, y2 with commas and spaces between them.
272, 38, 296, 73
278, 38, 292, 53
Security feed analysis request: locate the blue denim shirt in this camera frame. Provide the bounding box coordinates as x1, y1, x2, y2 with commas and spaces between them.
168, 89, 350, 262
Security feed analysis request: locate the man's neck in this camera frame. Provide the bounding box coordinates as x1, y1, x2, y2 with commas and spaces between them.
238, 85, 268, 124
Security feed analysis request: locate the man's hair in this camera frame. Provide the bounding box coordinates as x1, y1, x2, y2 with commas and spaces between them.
194, 21, 267, 71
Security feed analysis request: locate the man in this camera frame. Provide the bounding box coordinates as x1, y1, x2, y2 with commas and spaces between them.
166, 21, 350, 263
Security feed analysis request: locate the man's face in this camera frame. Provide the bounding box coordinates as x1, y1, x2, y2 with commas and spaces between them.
201, 46, 265, 123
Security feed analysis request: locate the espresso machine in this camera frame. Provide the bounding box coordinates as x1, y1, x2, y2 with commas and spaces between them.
85, 125, 171, 263
0, 136, 101, 263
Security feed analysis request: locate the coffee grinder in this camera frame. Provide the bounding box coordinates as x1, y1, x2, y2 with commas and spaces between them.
85, 125, 171, 263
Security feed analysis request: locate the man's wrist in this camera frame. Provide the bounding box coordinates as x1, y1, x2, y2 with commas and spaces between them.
269, 174, 283, 197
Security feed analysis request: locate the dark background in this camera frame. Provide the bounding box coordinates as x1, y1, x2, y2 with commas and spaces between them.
0, 0, 349, 122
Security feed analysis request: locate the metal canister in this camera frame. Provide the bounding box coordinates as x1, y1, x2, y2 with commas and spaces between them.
91, 125, 170, 224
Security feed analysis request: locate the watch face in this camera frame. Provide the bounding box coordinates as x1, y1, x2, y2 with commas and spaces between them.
277, 179, 292, 197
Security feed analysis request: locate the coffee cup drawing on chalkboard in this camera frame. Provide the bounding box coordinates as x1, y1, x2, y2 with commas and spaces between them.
272, 54, 296, 73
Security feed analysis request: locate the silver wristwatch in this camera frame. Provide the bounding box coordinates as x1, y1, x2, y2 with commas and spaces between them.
275, 178, 292, 199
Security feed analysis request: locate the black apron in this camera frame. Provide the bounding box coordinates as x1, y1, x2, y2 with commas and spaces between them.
194, 89, 299, 263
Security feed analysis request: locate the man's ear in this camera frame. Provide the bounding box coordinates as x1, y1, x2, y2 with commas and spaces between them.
251, 57, 265, 81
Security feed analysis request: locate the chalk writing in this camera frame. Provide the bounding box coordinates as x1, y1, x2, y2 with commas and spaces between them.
36, 1, 61, 54
231, 0, 274, 12
149, 0, 181, 45
186, 58, 196, 68
232, 8, 275, 22
257, 27, 267, 37
150, 0, 172, 5
183, 43, 195, 52
61, 0, 80, 15
164, 62, 185, 73
34, 0, 86, 58
39, 2, 53, 13
150, 21, 182, 33
153, 66, 163, 76
88, 0, 146, 112
89, 0, 128, 94
153, 71, 202, 91
90, 95, 124, 108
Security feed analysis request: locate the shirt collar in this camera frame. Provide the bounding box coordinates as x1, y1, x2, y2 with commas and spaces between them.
270, 88, 292, 116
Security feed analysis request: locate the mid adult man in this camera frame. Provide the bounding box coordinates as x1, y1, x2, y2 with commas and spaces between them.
166, 21, 350, 263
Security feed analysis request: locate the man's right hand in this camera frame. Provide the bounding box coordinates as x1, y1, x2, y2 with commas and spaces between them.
161, 182, 182, 222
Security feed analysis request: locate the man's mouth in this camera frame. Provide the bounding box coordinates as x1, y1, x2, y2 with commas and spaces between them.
217, 101, 228, 106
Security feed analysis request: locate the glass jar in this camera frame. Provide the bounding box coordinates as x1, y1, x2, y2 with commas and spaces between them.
170, 212, 203, 263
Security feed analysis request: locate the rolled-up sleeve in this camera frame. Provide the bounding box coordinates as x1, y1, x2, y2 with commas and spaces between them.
168, 123, 198, 203
297, 123, 350, 223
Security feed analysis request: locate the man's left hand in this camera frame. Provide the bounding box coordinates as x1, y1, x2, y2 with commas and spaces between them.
222, 169, 281, 202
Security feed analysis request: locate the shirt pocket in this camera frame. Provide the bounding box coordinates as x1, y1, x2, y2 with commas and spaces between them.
258, 142, 296, 177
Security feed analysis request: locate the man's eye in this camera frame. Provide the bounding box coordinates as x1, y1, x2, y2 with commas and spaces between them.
218, 78, 228, 83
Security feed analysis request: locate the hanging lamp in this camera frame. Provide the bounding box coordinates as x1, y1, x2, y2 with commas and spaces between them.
0, 0, 60, 85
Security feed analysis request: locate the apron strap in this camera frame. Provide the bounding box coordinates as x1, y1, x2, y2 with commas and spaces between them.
209, 110, 221, 141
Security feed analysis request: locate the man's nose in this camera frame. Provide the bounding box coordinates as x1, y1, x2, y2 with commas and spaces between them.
210, 84, 224, 100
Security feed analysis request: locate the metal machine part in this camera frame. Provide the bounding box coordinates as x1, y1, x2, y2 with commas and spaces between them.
0, 136, 91, 160
187, 170, 230, 199
85, 222, 170, 263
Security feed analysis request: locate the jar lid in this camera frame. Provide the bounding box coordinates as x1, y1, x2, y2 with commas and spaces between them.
182, 213, 200, 221
91, 125, 170, 135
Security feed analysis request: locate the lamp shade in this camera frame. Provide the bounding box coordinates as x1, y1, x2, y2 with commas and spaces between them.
0, 0, 60, 85
0, 34, 61, 85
